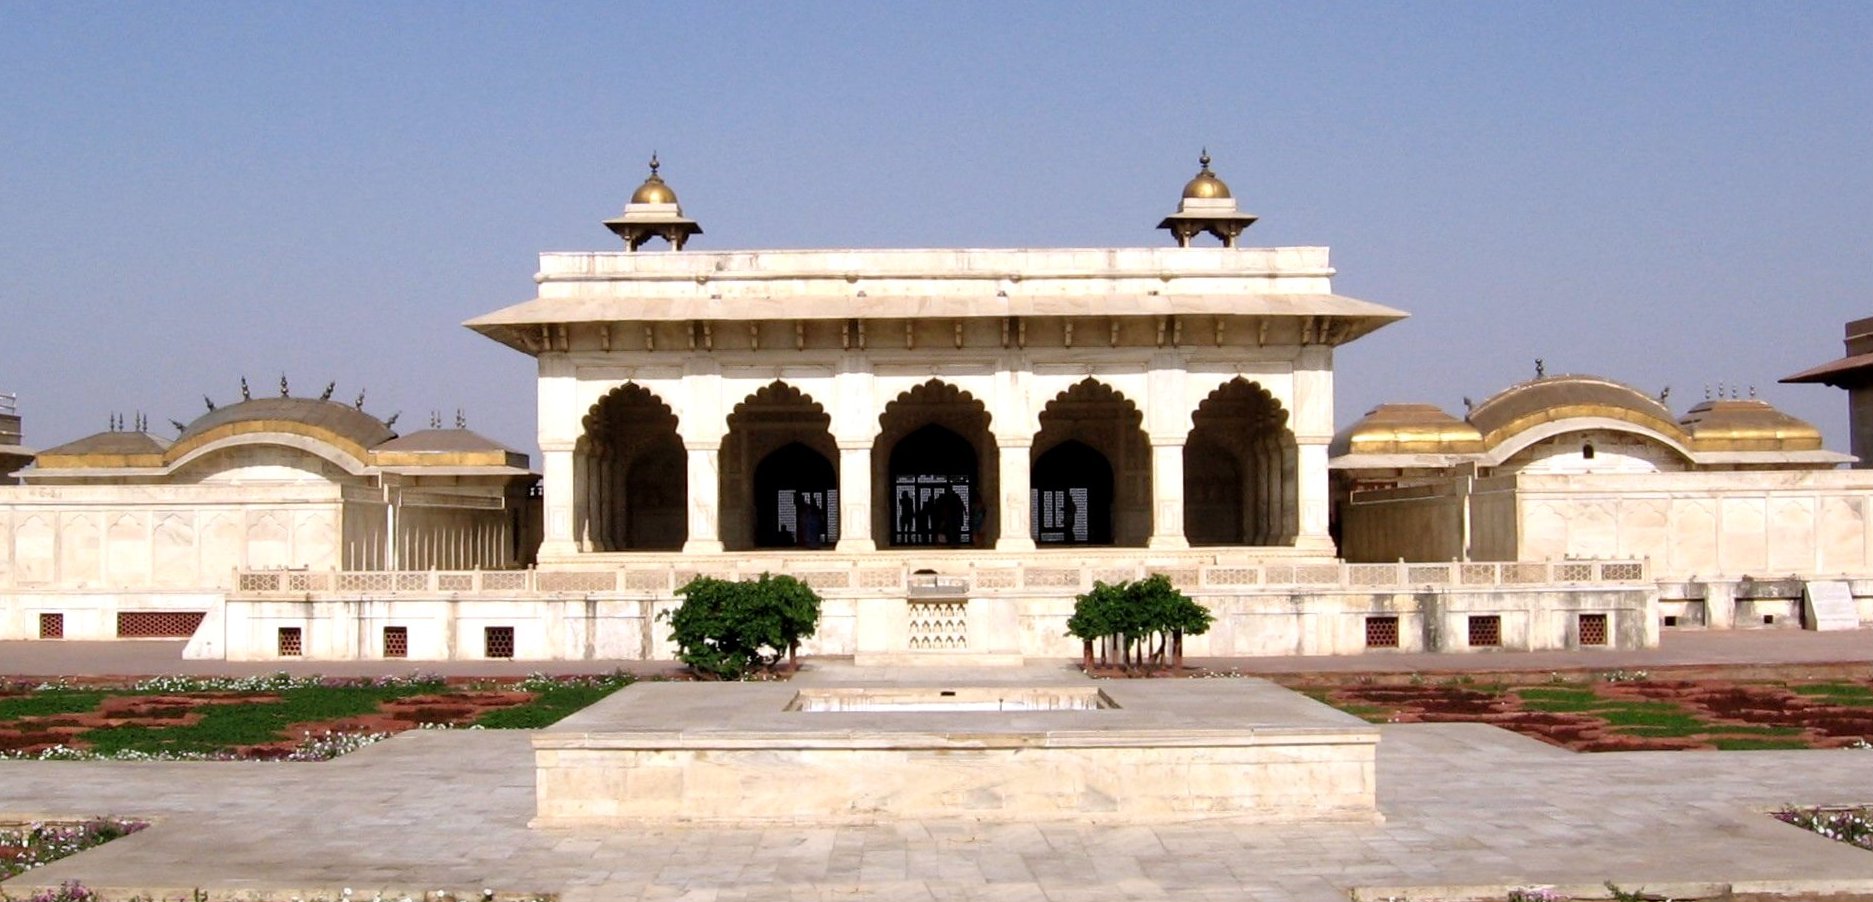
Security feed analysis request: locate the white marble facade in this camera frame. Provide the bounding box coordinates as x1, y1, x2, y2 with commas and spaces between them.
468, 247, 1406, 562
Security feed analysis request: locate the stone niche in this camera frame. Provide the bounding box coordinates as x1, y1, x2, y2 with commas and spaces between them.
532, 679, 1380, 826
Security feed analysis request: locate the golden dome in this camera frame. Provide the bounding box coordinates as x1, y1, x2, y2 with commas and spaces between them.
1680, 398, 1823, 451
1331, 404, 1483, 457
629, 153, 679, 206
1181, 150, 1232, 200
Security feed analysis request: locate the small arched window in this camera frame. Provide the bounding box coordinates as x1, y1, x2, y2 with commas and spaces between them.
1581, 442, 1596, 460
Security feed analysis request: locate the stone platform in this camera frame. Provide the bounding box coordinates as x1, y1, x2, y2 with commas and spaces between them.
531, 671, 1380, 827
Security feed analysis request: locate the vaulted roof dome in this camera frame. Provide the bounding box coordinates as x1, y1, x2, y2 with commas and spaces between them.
1465, 375, 1683, 445
1181, 150, 1232, 199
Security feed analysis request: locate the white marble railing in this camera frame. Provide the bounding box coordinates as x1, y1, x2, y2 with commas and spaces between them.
233, 558, 1647, 597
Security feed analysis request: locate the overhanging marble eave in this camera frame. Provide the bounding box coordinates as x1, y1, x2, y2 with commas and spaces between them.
465, 292, 1407, 353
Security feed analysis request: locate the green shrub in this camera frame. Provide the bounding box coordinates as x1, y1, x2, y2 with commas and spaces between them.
659, 573, 822, 679
1065, 573, 1212, 674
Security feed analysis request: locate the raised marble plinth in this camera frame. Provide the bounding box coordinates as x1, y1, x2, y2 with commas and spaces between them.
531, 678, 1380, 826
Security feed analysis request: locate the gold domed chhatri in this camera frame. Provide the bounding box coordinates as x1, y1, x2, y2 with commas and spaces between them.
1181, 150, 1232, 200
1158, 149, 1258, 247
628, 153, 679, 206
605, 152, 703, 252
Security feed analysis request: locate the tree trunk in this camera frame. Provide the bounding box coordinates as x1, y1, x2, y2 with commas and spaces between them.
1082, 639, 1094, 672
1172, 630, 1184, 672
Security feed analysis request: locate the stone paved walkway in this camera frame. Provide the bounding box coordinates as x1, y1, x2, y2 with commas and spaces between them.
6, 648, 1873, 900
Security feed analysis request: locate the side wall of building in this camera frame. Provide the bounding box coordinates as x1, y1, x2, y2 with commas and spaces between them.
1342, 470, 1873, 579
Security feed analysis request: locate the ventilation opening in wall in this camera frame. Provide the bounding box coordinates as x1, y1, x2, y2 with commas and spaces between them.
485, 626, 515, 659
1763, 614, 1775, 625
1468, 615, 1502, 647
1663, 615, 1680, 628
116, 611, 206, 638
277, 627, 303, 657
1579, 613, 1608, 646
383, 626, 408, 659
38, 613, 63, 639
1582, 442, 1596, 460
1365, 615, 1400, 648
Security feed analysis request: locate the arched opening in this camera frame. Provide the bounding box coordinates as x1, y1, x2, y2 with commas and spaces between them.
1032, 440, 1113, 544
578, 384, 685, 551
1031, 379, 1150, 546
1184, 378, 1297, 546
721, 382, 837, 551
875, 381, 995, 548
752, 443, 837, 548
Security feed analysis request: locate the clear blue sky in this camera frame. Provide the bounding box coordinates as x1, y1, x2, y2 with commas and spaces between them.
4, 4, 1869, 459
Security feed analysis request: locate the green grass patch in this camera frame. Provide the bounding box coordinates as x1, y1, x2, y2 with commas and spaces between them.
1711, 737, 1812, 750
0, 690, 105, 722
79, 685, 429, 755
474, 681, 633, 729
1513, 687, 1604, 711
1594, 700, 1708, 735
1792, 683, 1873, 706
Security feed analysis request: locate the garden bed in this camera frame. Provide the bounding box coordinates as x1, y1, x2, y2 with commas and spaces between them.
1287, 674, 1873, 751
0, 673, 634, 760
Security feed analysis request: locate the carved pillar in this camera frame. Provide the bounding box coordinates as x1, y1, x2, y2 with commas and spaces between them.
682, 442, 725, 554
539, 446, 578, 558
1148, 440, 1189, 549
995, 438, 1035, 551
836, 442, 875, 552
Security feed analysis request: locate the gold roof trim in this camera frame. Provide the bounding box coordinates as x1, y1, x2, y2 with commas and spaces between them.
1332, 403, 1483, 456
1680, 399, 1824, 452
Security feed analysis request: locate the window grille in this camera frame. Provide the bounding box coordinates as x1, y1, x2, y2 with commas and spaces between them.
1365, 615, 1400, 648
1468, 615, 1502, 647
1579, 613, 1608, 646
383, 626, 408, 658
38, 613, 63, 639
116, 611, 206, 638
277, 627, 303, 657
485, 626, 516, 659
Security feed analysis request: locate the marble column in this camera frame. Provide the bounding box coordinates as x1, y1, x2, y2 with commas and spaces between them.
995, 438, 1035, 552
1148, 440, 1189, 549
538, 446, 578, 558
682, 443, 725, 554
1293, 441, 1334, 553
836, 443, 875, 552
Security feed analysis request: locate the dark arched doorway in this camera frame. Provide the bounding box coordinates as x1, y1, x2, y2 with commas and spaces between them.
578, 384, 685, 551
874, 380, 996, 548
1032, 440, 1113, 544
721, 382, 837, 551
887, 424, 978, 547
752, 442, 837, 549
1184, 378, 1296, 546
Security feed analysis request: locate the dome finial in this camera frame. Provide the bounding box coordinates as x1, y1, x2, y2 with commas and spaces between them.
607, 151, 703, 251
1159, 150, 1256, 246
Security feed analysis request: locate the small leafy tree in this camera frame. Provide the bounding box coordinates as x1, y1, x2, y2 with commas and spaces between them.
1065, 573, 1212, 675
659, 573, 822, 679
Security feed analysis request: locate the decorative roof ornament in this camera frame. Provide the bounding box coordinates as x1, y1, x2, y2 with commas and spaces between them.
279, 374, 290, 398
1158, 149, 1259, 247
604, 152, 704, 252
320, 381, 335, 402
240, 377, 251, 401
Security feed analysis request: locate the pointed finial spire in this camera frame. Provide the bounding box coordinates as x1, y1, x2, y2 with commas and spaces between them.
1749, 384, 1757, 399
1534, 358, 1545, 378
240, 377, 251, 401
354, 389, 366, 410
1198, 147, 1211, 172
455, 408, 466, 429
385, 411, 400, 429
1659, 385, 1671, 403
320, 381, 335, 401
170, 419, 187, 435
1704, 383, 1712, 400
204, 395, 216, 412
279, 374, 289, 398
649, 151, 660, 177
429, 410, 441, 430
